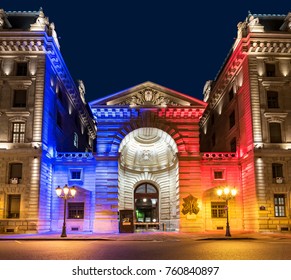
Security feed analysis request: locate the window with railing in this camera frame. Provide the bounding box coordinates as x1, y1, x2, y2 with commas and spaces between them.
272, 163, 283, 179
9, 163, 22, 182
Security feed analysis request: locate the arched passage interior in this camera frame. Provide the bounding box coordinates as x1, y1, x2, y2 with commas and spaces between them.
118, 127, 180, 231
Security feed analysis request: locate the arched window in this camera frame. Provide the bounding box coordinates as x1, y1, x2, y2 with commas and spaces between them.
134, 183, 159, 223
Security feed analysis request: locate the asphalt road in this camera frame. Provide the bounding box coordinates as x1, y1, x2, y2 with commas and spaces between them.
0, 239, 291, 260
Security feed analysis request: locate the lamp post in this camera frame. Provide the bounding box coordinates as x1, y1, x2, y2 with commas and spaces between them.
216, 187, 237, 237
55, 184, 77, 237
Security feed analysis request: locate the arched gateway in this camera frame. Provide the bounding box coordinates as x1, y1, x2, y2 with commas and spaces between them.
118, 127, 179, 230
89, 81, 207, 233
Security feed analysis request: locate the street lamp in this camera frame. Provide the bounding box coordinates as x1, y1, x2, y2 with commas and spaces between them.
216, 187, 237, 237
55, 184, 77, 237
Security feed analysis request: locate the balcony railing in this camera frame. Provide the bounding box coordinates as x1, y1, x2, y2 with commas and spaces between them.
201, 152, 237, 160
56, 152, 94, 160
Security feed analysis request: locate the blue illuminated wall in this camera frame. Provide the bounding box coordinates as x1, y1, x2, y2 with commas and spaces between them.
37, 36, 96, 232
51, 153, 96, 232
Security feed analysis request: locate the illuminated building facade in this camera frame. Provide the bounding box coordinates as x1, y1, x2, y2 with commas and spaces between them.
0, 9, 96, 233
200, 12, 291, 231
0, 9, 290, 234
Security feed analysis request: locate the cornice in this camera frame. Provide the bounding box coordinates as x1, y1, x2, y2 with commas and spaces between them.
0, 36, 46, 52
264, 112, 288, 122
248, 40, 291, 53
5, 111, 31, 120
7, 78, 33, 89
200, 49, 245, 126
0, 33, 96, 138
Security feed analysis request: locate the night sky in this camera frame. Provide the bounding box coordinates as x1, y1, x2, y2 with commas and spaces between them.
1, 1, 289, 102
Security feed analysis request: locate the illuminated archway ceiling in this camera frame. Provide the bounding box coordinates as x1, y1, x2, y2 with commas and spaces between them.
119, 127, 178, 171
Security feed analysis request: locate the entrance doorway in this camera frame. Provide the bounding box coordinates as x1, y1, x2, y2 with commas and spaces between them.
134, 183, 159, 228
118, 127, 180, 231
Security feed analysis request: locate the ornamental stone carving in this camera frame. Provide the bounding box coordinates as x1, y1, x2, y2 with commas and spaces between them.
140, 149, 152, 161
181, 194, 200, 215
77, 80, 86, 104
30, 8, 49, 31
118, 88, 181, 106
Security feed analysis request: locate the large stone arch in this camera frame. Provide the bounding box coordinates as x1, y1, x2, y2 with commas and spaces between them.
89, 82, 207, 233
118, 127, 180, 231
110, 111, 187, 154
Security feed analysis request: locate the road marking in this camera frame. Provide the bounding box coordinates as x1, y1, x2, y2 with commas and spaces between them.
15, 241, 22, 244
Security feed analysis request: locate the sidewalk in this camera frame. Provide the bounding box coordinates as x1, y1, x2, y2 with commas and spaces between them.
1, 230, 291, 241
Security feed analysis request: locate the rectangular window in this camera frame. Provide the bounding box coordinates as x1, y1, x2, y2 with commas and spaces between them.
267, 91, 279, 108
228, 88, 234, 102
74, 132, 78, 148
12, 123, 25, 143
68, 202, 84, 219
214, 171, 224, 180
16, 62, 28, 76
70, 169, 82, 180
57, 111, 63, 129
211, 202, 225, 218
7, 194, 21, 218
229, 111, 235, 129
211, 114, 215, 125
9, 163, 22, 181
272, 163, 283, 178
75, 114, 81, 130
274, 194, 286, 217
211, 133, 216, 147
13, 90, 27, 107
57, 87, 65, 105
269, 123, 282, 143
230, 137, 236, 152
266, 63, 276, 77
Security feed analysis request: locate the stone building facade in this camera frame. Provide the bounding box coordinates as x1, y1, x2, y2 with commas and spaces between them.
0, 9, 290, 234
0, 9, 96, 233
200, 12, 291, 232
